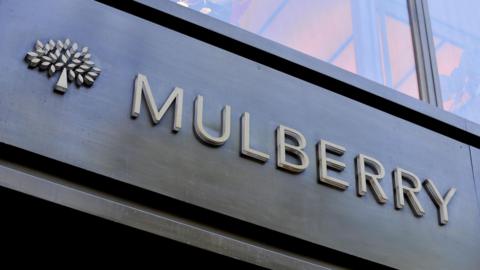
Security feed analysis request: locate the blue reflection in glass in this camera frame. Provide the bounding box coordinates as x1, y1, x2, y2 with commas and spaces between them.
428, 0, 480, 124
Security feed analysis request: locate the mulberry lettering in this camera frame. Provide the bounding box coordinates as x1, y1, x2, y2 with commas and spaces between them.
131, 73, 457, 226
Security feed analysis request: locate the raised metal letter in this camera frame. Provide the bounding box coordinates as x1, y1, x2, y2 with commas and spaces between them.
276, 125, 309, 173
132, 73, 183, 132
423, 179, 456, 225
394, 168, 425, 217
356, 154, 388, 203
194, 95, 231, 146
241, 112, 270, 162
317, 140, 349, 190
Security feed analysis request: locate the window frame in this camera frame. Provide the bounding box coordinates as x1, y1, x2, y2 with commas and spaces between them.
407, 0, 443, 106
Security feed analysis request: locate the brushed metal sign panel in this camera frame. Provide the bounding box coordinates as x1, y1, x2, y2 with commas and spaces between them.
472, 147, 480, 214
0, 1, 479, 269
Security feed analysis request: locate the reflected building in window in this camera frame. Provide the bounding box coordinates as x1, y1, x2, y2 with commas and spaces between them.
173, 0, 420, 98
429, 0, 480, 124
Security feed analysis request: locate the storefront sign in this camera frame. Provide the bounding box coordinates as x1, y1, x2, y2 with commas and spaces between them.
4, 3, 478, 266
22, 37, 458, 226
131, 73, 457, 226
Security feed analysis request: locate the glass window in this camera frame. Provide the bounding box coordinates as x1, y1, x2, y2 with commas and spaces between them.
428, 0, 480, 124
172, 0, 420, 99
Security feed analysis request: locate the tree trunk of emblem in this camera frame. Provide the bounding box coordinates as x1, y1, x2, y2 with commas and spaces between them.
55, 67, 68, 93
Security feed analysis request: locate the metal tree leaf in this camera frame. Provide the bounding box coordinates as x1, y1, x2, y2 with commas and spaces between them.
28, 58, 41, 67
87, 71, 98, 78
35, 40, 44, 50
76, 74, 84, 86
68, 69, 76, 81
40, 62, 50, 70
56, 40, 63, 50
64, 38, 71, 49
92, 67, 101, 74
61, 54, 68, 64
70, 42, 78, 52
26, 52, 38, 60
35, 48, 45, 56
48, 65, 56, 76
75, 68, 85, 74
84, 75, 94, 86
41, 56, 52, 62
48, 53, 57, 62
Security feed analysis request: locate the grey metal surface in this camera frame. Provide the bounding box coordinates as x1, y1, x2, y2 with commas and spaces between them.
0, 1, 479, 269
471, 147, 480, 217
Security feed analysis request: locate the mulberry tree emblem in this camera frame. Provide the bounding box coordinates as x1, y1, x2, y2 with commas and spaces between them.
24, 38, 101, 93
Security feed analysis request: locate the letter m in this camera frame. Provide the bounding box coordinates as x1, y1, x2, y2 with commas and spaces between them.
131, 73, 183, 131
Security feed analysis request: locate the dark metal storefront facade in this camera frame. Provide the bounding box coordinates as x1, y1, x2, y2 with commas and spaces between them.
0, 1, 479, 269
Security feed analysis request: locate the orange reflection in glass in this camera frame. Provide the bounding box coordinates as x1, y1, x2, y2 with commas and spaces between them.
172, 0, 420, 100
435, 42, 471, 112
436, 43, 463, 77
234, 0, 282, 32
385, 16, 419, 98
333, 41, 357, 74
260, 0, 353, 61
